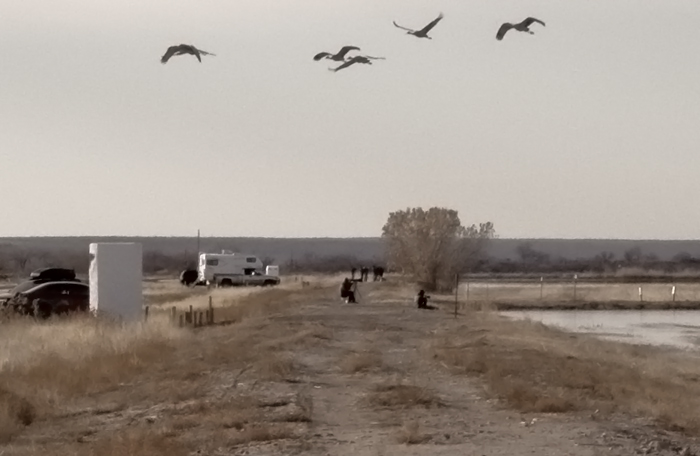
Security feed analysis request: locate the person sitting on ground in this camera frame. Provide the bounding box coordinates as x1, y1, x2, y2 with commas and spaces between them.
415, 290, 436, 310
340, 278, 357, 303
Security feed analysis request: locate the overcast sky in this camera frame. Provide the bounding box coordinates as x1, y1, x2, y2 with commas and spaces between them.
1, 0, 699, 239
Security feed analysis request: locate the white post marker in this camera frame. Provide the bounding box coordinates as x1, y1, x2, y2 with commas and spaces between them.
672, 285, 677, 302
639, 286, 643, 302
89, 243, 143, 322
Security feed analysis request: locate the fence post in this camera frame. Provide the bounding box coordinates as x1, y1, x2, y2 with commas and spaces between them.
144, 306, 149, 321
573, 274, 578, 302
209, 299, 214, 325
170, 306, 176, 324
672, 285, 677, 302
454, 274, 459, 319
540, 277, 544, 301
179, 314, 184, 328
188, 305, 194, 325
466, 281, 470, 302
639, 286, 643, 302
486, 284, 489, 302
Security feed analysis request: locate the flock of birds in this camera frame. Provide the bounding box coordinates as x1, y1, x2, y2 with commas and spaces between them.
159, 13, 546, 72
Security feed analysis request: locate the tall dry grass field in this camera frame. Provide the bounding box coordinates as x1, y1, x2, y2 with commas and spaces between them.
430, 309, 700, 434
0, 275, 338, 452
461, 281, 700, 303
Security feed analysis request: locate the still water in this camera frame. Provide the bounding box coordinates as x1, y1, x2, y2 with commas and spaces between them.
501, 310, 700, 350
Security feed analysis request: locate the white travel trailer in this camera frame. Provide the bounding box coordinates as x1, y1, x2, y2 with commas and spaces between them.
197, 251, 280, 287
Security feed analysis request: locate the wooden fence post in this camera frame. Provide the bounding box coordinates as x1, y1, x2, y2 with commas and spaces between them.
672, 285, 677, 302
144, 306, 149, 321
454, 273, 459, 319
170, 306, 176, 324
179, 314, 184, 328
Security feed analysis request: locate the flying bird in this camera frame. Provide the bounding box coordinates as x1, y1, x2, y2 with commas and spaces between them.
328, 55, 384, 73
161, 44, 216, 64
496, 17, 546, 41
393, 13, 444, 39
313, 46, 361, 62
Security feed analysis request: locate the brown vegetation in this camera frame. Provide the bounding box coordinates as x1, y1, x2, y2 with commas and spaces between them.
395, 420, 431, 445
339, 347, 384, 374
431, 310, 700, 434
369, 382, 443, 409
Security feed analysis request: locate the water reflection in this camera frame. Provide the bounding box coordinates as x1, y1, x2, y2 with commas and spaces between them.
501, 310, 700, 349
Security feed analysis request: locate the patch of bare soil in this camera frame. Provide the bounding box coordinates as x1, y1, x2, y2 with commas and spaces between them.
2, 282, 700, 455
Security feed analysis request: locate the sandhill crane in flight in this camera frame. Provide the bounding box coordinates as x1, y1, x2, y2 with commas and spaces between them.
329, 55, 385, 73
314, 46, 361, 62
496, 17, 546, 41
160, 44, 216, 64
393, 13, 444, 39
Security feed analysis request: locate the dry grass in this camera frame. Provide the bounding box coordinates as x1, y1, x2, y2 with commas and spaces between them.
369, 382, 443, 409
0, 276, 338, 451
461, 281, 700, 305
396, 421, 431, 445
82, 429, 190, 456
431, 311, 700, 433
227, 424, 297, 445
339, 348, 384, 374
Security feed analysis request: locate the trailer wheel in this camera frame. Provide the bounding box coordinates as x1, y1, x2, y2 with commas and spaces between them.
263, 280, 277, 287
219, 279, 233, 288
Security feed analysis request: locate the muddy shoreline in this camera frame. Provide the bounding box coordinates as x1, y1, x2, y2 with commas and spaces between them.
481, 300, 700, 311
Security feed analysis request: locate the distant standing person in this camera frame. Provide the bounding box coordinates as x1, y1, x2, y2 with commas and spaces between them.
373, 266, 385, 281
351, 267, 357, 280
360, 267, 369, 282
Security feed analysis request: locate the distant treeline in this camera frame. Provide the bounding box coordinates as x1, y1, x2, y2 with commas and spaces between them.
3, 238, 700, 279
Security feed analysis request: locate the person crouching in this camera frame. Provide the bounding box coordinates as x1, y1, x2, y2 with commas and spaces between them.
415, 290, 436, 310
340, 278, 357, 303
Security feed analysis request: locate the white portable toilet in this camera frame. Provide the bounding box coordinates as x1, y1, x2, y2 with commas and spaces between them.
89, 243, 143, 322
266, 265, 280, 277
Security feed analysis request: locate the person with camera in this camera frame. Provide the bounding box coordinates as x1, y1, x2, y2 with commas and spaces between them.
415, 289, 437, 310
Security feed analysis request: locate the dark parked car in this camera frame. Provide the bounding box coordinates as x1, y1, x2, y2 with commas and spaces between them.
4, 281, 89, 319
0, 268, 83, 307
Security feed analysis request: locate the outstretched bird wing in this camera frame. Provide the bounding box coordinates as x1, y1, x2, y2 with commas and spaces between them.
522, 17, 545, 27
160, 45, 181, 64
313, 52, 332, 61
329, 57, 359, 72
496, 23, 513, 40
392, 21, 415, 33
419, 12, 444, 34
362, 55, 386, 60
198, 49, 216, 57
336, 45, 361, 59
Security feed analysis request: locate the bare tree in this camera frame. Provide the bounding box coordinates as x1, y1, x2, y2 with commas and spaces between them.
382, 207, 495, 291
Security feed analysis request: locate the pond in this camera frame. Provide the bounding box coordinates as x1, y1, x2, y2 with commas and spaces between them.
500, 310, 700, 350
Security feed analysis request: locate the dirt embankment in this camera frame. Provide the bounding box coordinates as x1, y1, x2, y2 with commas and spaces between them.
1, 280, 700, 455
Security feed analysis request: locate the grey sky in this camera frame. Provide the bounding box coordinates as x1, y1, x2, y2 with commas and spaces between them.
2, 0, 699, 239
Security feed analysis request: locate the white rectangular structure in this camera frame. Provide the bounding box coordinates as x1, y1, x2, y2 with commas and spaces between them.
89, 243, 143, 322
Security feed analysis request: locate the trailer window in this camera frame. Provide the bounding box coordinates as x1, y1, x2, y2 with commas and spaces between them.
246, 257, 257, 263
206, 259, 219, 266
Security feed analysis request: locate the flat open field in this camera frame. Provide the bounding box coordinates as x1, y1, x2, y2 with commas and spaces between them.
462, 281, 700, 310
1, 277, 700, 455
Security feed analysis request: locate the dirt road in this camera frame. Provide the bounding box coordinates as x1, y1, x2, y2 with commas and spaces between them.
228, 282, 700, 456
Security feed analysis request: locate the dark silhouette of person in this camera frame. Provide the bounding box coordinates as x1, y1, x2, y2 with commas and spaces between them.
415, 290, 436, 310
340, 278, 357, 303
373, 266, 385, 281
351, 267, 357, 280
360, 267, 369, 282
